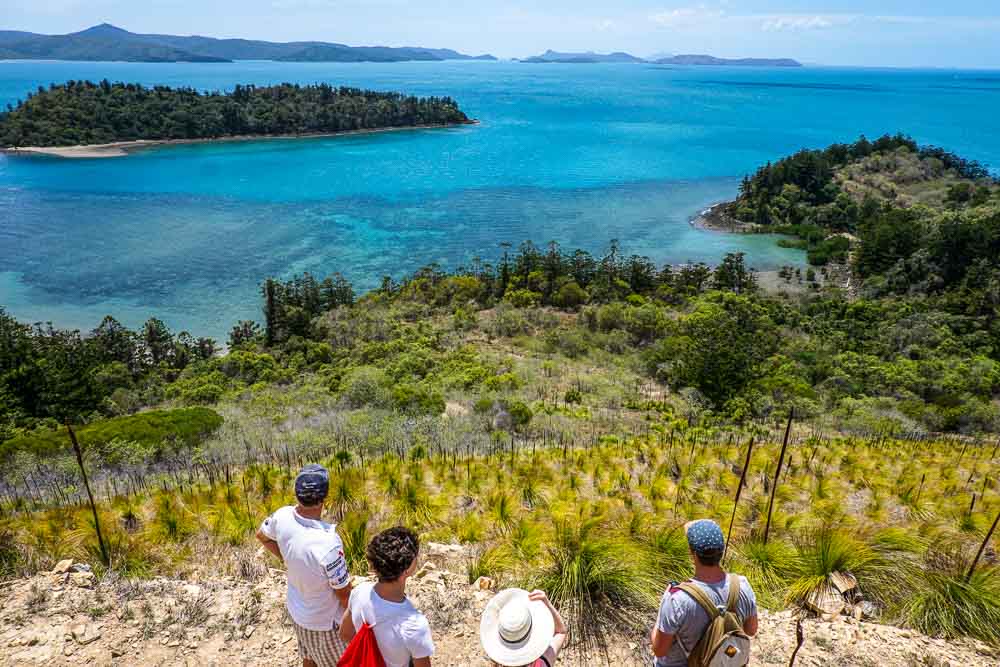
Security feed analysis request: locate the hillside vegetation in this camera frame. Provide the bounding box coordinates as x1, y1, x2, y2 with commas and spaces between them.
1, 136, 999, 653
0, 80, 470, 148
728, 134, 999, 276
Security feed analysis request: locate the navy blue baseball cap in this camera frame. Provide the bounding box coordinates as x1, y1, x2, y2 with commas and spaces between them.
295, 464, 330, 506
686, 519, 725, 556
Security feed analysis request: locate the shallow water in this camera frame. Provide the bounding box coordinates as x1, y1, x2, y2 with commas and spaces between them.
1, 61, 998, 339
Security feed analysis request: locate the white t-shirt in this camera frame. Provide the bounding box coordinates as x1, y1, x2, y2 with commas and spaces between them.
348, 581, 435, 667
259, 505, 350, 631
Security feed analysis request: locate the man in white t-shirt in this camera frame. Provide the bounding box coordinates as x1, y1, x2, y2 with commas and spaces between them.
257, 464, 352, 667
339, 526, 435, 667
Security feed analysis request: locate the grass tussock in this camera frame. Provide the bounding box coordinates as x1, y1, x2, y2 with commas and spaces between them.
528, 519, 663, 652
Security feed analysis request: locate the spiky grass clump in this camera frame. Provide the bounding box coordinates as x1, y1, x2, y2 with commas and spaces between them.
730, 538, 800, 609
487, 491, 518, 534
529, 519, 663, 653
786, 527, 919, 606
150, 494, 197, 543
339, 512, 370, 575
468, 544, 517, 585
644, 526, 693, 582
391, 479, 439, 528
899, 554, 1000, 645
788, 529, 864, 602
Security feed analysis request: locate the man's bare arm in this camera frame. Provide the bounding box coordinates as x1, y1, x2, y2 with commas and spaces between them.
412, 658, 431, 667
650, 627, 675, 658
743, 614, 758, 637
333, 583, 352, 613
255, 530, 282, 561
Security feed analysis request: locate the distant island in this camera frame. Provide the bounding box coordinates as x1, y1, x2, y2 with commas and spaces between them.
0, 81, 473, 157
653, 54, 801, 67
520, 50, 646, 64
520, 49, 802, 67
0, 23, 497, 63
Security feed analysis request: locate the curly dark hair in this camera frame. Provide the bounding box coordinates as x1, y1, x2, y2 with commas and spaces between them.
366, 526, 420, 582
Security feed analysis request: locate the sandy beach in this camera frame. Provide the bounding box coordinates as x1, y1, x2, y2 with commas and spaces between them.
1, 121, 478, 159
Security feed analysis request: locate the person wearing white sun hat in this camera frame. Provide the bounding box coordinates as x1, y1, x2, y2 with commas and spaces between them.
480, 588, 568, 667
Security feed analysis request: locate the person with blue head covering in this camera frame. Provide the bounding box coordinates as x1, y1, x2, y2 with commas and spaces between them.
649, 520, 759, 666
257, 464, 352, 667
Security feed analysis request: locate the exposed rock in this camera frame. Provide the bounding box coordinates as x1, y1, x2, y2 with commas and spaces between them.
415, 562, 437, 578
472, 576, 494, 591
70, 623, 101, 645
804, 583, 845, 616
0, 569, 996, 666
182, 584, 202, 598
70, 571, 96, 588
830, 571, 858, 595
51, 560, 73, 575
425, 542, 466, 558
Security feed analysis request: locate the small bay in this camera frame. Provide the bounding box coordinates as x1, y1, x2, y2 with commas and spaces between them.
1, 60, 998, 339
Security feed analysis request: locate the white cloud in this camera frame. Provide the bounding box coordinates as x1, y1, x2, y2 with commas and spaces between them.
650, 7, 725, 29
596, 19, 615, 32
761, 15, 835, 32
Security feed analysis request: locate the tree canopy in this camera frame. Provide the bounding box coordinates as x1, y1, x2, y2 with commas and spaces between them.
0, 80, 470, 147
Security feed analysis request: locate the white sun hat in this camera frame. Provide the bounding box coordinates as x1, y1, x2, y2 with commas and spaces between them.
480, 588, 555, 666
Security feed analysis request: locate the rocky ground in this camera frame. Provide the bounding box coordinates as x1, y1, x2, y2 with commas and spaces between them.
1, 546, 997, 667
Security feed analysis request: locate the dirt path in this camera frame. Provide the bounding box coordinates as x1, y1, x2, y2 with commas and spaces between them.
1, 550, 997, 666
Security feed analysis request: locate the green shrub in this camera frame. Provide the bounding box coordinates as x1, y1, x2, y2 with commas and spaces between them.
217, 350, 283, 384
505, 400, 533, 429
504, 289, 543, 308
553, 281, 588, 310
544, 328, 591, 358
392, 384, 445, 416
483, 372, 520, 392
0, 408, 222, 460
340, 366, 391, 409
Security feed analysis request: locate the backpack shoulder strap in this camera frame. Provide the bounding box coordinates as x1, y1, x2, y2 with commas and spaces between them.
725, 574, 741, 614
677, 581, 721, 620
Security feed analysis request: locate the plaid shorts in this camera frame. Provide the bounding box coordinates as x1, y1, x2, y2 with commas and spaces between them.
293, 622, 347, 667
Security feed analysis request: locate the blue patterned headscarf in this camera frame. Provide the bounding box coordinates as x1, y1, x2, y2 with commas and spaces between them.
294, 464, 330, 506
686, 519, 725, 556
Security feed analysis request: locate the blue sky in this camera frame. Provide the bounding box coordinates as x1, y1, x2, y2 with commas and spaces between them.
4, 1, 1000, 67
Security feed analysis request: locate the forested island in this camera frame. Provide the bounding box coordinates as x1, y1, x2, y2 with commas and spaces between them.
0, 80, 472, 149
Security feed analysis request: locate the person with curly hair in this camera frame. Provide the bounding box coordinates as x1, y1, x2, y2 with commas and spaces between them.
339, 526, 435, 667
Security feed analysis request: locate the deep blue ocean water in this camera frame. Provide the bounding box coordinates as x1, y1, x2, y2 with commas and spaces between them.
1, 61, 999, 340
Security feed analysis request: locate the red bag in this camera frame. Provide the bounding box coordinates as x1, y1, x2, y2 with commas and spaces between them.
337, 622, 387, 667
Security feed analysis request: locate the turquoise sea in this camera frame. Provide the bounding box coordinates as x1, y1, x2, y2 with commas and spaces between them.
1, 61, 999, 340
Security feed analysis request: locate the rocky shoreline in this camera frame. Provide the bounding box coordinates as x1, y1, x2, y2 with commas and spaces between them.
690, 201, 762, 233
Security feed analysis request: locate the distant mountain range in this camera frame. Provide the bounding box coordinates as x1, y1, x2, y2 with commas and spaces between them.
0, 24, 497, 63
520, 49, 801, 67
